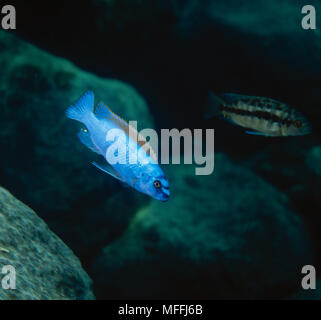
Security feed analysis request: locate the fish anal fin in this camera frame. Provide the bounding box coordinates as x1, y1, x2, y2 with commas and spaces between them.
92, 161, 125, 182
245, 130, 272, 137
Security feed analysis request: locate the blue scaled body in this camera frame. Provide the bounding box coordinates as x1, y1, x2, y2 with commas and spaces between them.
66, 91, 170, 201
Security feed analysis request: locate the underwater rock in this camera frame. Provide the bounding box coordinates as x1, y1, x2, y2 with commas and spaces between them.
239, 140, 321, 259
305, 144, 321, 215
0, 186, 94, 299
306, 145, 321, 176
0, 31, 153, 256
91, 153, 314, 299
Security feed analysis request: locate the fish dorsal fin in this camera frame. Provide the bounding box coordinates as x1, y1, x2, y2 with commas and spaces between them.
95, 101, 157, 162
95, 101, 129, 129
221, 93, 251, 104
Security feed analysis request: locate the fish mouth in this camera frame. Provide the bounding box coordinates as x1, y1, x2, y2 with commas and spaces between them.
160, 187, 170, 201
160, 196, 170, 202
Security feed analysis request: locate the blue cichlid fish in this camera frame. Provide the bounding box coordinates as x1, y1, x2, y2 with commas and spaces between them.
206, 92, 312, 137
66, 91, 170, 201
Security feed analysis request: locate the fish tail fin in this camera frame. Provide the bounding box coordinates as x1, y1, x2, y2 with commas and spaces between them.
66, 91, 94, 122
204, 92, 226, 119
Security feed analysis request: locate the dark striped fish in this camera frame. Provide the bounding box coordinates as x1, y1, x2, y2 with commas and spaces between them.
205, 92, 311, 137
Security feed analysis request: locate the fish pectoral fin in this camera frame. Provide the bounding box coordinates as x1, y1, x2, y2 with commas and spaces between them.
92, 161, 125, 182
121, 177, 137, 189
77, 129, 101, 154
245, 130, 271, 137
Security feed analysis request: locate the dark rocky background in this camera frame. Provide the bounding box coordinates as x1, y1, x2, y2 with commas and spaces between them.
0, 0, 320, 299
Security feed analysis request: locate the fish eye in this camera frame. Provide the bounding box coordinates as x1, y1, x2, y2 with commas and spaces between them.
153, 180, 162, 189
294, 120, 302, 128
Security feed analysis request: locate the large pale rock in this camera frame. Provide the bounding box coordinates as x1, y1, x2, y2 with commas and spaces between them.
0, 187, 94, 300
